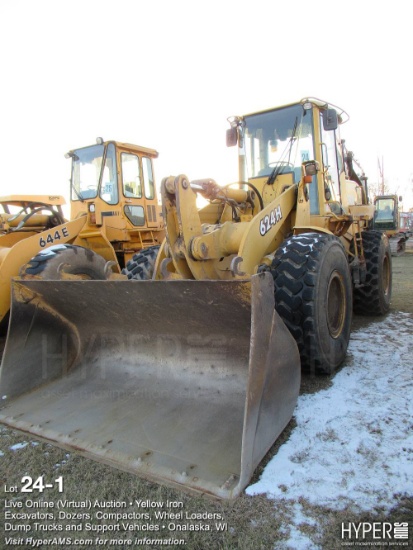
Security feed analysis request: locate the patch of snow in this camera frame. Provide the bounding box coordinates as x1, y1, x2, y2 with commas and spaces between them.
247, 313, 413, 547
54, 459, 67, 469
9, 442, 28, 451
276, 526, 320, 550
274, 503, 321, 550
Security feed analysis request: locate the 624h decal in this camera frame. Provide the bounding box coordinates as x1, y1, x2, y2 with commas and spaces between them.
259, 205, 282, 236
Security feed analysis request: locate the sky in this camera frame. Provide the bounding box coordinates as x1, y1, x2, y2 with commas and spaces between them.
247, 312, 413, 549
0, 0, 412, 210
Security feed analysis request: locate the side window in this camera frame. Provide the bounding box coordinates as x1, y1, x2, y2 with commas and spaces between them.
100, 143, 118, 205
124, 205, 145, 226
375, 198, 395, 221
142, 157, 155, 200
320, 113, 340, 202
122, 153, 142, 198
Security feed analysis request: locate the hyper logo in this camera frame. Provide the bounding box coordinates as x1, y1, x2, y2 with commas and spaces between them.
341, 522, 409, 541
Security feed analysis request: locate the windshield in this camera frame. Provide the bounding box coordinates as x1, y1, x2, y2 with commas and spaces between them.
374, 197, 396, 223
243, 103, 314, 182
71, 143, 118, 204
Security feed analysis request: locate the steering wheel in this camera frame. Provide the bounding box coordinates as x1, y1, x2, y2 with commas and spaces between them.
222, 181, 264, 211
268, 161, 294, 169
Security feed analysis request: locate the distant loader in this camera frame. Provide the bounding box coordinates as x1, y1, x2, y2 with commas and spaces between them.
372, 194, 411, 255
0, 99, 392, 498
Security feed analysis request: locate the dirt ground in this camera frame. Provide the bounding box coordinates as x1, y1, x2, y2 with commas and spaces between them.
388, 241, 413, 313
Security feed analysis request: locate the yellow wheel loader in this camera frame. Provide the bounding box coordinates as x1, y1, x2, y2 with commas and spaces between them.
0, 139, 164, 330
0, 99, 392, 499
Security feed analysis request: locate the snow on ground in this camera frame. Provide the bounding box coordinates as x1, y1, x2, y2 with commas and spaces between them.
9, 441, 28, 451
247, 312, 413, 547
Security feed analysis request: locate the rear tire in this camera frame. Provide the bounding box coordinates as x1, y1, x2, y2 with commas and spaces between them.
353, 231, 392, 315
20, 244, 109, 280
270, 233, 352, 374
122, 246, 159, 280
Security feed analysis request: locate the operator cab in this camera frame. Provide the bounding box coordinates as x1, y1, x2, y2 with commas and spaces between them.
66, 138, 160, 230
226, 98, 345, 216
373, 196, 398, 231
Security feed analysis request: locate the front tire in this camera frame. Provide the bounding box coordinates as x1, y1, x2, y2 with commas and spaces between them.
122, 246, 160, 280
271, 233, 352, 374
20, 244, 109, 279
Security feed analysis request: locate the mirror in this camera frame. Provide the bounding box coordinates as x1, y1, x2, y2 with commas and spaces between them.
226, 127, 237, 147
323, 108, 338, 131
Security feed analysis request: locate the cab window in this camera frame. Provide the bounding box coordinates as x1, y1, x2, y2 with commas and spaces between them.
71, 144, 103, 201
122, 153, 142, 198
124, 205, 145, 226
100, 143, 118, 205
142, 157, 155, 199
375, 198, 395, 221
320, 112, 340, 202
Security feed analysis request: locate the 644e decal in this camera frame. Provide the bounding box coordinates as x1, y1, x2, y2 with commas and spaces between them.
39, 227, 70, 247
259, 205, 283, 236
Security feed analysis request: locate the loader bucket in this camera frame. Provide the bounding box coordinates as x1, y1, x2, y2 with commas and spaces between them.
0, 272, 300, 498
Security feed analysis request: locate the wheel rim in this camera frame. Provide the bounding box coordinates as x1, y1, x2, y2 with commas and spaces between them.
327, 270, 346, 338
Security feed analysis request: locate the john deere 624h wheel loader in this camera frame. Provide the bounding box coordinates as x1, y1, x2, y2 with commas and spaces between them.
0, 99, 391, 498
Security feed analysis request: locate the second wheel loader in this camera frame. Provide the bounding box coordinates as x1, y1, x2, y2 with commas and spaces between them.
0, 139, 164, 331
372, 194, 411, 255
0, 98, 391, 499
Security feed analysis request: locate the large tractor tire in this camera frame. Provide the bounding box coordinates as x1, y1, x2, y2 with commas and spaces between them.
270, 233, 352, 374
122, 246, 159, 280
20, 244, 110, 280
353, 231, 392, 315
